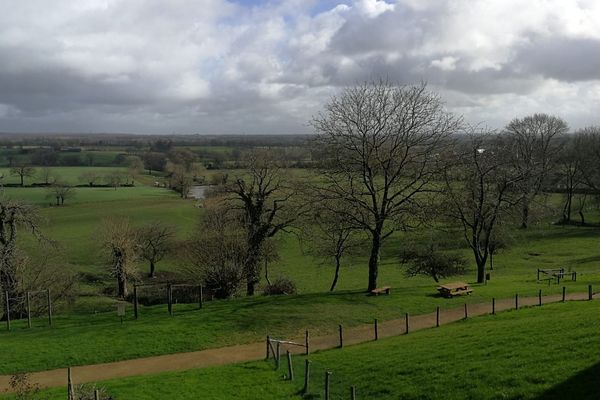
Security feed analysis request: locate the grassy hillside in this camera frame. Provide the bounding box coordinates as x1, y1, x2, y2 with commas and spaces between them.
5, 300, 600, 399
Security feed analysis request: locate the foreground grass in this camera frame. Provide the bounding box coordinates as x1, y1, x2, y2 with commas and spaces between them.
7, 300, 600, 399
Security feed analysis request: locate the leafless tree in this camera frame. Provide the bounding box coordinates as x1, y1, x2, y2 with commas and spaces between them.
137, 223, 175, 278
182, 196, 246, 298
98, 217, 138, 298
10, 164, 36, 187
504, 114, 567, 228
300, 198, 362, 291
167, 162, 193, 198
40, 167, 54, 185
311, 81, 461, 291
0, 198, 43, 319
46, 181, 76, 206
79, 170, 101, 187
443, 132, 522, 283
225, 149, 302, 296
105, 171, 126, 190
556, 135, 587, 223
399, 243, 467, 283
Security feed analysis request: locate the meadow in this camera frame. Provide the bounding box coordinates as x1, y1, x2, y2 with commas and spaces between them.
3, 299, 599, 399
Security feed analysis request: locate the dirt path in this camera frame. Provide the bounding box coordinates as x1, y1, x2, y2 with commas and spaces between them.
0, 291, 591, 392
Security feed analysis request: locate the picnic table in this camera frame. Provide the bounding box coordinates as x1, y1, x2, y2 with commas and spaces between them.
437, 282, 473, 298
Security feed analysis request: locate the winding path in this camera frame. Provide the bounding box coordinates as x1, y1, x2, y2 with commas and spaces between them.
0, 291, 591, 392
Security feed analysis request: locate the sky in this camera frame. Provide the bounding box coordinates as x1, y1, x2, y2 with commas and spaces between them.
1, 0, 600, 135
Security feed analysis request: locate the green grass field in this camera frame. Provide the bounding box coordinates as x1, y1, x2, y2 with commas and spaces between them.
5, 299, 600, 399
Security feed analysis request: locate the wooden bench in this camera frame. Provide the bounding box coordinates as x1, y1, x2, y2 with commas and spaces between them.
371, 286, 391, 296
437, 282, 473, 298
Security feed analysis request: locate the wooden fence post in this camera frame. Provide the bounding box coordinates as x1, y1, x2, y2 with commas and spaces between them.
325, 371, 331, 400
276, 341, 281, 370
538, 289, 542, 306
374, 318, 378, 340
537, 268, 540, 281
305, 330, 310, 355
303, 360, 311, 395
167, 284, 173, 316
287, 350, 294, 381
351, 385, 356, 400
562, 286, 566, 302
133, 285, 138, 320
464, 303, 468, 319
94, 389, 99, 400
67, 367, 74, 400
26, 291, 31, 328
339, 324, 343, 348
5, 291, 10, 331
198, 285, 203, 309
436, 307, 440, 327
405, 313, 409, 334
589, 285, 593, 301
492, 298, 495, 315
47, 289, 52, 326
266, 336, 270, 360
515, 294, 519, 310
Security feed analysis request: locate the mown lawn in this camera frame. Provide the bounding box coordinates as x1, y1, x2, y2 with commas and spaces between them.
5, 300, 600, 399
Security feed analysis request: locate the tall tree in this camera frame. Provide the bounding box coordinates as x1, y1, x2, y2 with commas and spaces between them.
98, 218, 138, 298
443, 132, 521, 283
504, 114, 567, 228
311, 81, 461, 291
0, 199, 42, 319
226, 150, 300, 296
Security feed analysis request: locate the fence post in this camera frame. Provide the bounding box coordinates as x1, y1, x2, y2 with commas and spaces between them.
286, 350, 294, 381
133, 284, 139, 320
562, 286, 566, 302
47, 289, 52, 326
266, 336, 270, 360
325, 371, 331, 400
538, 289, 542, 306
492, 298, 495, 315
374, 318, 378, 340
305, 330, 310, 355
339, 324, 343, 348
589, 285, 593, 301
276, 341, 281, 370
464, 303, 468, 319
198, 285, 203, 309
405, 313, 409, 334
515, 294, 519, 310
351, 385, 356, 400
67, 367, 74, 400
94, 389, 99, 400
303, 360, 311, 395
167, 284, 173, 316
436, 306, 440, 327
537, 268, 540, 281
26, 291, 31, 329
5, 291, 10, 331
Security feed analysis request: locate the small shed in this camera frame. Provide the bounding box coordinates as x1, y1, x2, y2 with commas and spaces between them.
437, 282, 473, 298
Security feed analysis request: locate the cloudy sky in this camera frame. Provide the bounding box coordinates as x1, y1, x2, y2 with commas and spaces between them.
1, 0, 599, 134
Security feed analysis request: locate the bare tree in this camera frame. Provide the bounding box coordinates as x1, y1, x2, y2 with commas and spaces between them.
504, 114, 567, 228
10, 164, 36, 187
556, 135, 587, 223
46, 181, 76, 206
399, 243, 467, 283
105, 171, 126, 190
79, 170, 101, 187
0, 199, 43, 319
40, 167, 54, 185
226, 150, 301, 296
98, 218, 138, 298
311, 81, 461, 291
443, 132, 521, 283
167, 162, 193, 198
137, 223, 175, 278
183, 196, 246, 298
300, 199, 361, 291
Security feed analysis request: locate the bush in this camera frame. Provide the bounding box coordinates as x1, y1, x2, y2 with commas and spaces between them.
400, 244, 467, 283
263, 277, 297, 296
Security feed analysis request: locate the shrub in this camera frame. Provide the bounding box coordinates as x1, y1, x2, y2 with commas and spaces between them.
263, 277, 297, 296
400, 244, 467, 283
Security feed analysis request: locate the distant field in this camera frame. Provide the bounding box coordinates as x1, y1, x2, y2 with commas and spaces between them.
0, 166, 130, 186
5, 300, 600, 399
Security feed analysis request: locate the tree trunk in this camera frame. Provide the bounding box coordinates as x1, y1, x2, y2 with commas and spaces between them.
117, 275, 128, 298
20, 174, 24, 187
264, 259, 271, 286
56, 196, 60, 206
520, 200, 529, 229
476, 259, 486, 284
579, 210, 585, 225
367, 229, 382, 292
489, 252, 494, 271
149, 260, 156, 278
330, 256, 341, 292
